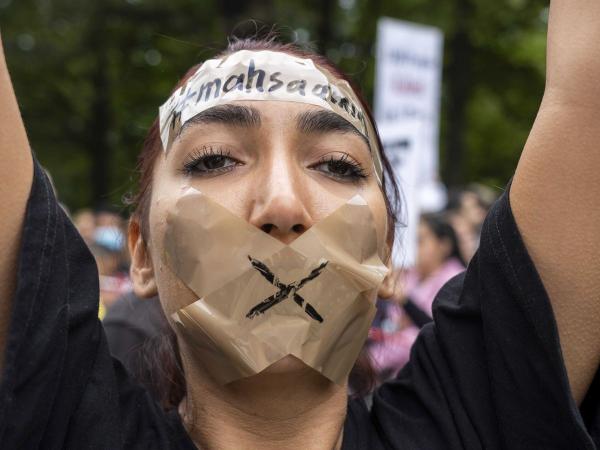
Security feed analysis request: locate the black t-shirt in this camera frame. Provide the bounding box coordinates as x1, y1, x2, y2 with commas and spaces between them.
0, 160, 598, 449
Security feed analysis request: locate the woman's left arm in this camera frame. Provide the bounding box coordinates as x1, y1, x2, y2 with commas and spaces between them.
511, 0, 600, 404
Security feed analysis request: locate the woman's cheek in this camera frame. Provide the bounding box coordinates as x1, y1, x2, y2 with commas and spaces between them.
362, 186, 390, 255
156, 261, 198, 321
149, 198, 198, 319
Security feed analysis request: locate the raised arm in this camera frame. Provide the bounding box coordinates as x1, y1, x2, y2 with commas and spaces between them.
511, 0, 600, 404
0, 32, 34, 372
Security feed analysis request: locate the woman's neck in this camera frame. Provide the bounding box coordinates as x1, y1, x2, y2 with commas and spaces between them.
180, 355, 348, 450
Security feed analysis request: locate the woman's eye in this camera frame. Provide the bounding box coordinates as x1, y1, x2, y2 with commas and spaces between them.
197, 154, 234, 171
182, 148, 241, 175
312, 154, 367, 181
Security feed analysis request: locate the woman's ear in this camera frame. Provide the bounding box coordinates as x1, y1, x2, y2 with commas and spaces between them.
378, 262, 396, 299
128, 218, 158, 298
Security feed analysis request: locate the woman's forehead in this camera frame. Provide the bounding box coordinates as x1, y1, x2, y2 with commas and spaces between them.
159, 49, 385, 183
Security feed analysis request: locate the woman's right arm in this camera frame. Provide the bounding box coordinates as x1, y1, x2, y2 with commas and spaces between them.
0, 32, 34, 373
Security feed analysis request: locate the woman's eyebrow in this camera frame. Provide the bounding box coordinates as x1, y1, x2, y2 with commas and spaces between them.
177, 104, 262, 139
295, 110, 368, 144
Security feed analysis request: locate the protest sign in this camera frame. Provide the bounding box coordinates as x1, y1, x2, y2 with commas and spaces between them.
375, 18, 445, 267
377, 121, 422, 268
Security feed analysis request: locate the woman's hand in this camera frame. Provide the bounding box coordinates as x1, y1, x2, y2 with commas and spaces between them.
512, 0, 600, 404
0, 32, 33, 373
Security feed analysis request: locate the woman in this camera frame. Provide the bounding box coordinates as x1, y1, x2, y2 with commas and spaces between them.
368, 214, 466, 381
405, 213, 467, 318
446, 187, 491, 263
0, 2, 599, 448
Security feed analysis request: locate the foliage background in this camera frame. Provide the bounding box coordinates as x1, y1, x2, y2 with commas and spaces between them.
0, 0, 548, 211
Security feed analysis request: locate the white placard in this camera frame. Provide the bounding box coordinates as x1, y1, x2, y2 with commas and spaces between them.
377, 121, 423, 268
374, 17, 444, 189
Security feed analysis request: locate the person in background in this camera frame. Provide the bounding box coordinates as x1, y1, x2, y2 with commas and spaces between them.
368, 213, 466, 382
72, 209, 96, 246
90, 222, 132, 316
103, 293, 168, 402
446, 185, 495, 263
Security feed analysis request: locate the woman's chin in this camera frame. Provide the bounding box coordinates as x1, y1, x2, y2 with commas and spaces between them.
229, 355, 323, 387
222, 356, 341, 418
259, 355, 309, 375
224, 356, 336, 394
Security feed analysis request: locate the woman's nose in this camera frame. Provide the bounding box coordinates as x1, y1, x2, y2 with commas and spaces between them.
248, 160, 313, 244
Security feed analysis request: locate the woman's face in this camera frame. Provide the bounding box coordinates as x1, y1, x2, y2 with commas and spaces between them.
416, 221, 450, 278
142, 100, 389, 315
130, 99, 390, 379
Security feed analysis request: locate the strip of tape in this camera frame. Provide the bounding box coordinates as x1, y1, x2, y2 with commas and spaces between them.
164, 188, 388, 384
158, 50, 384, 185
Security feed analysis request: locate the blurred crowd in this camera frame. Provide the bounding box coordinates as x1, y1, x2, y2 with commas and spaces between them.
366, 184, 498, 384
70, 183, 497, 387
72, 207, 132, 318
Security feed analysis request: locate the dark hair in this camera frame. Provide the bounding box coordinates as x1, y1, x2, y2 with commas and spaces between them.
128, 36, 401, 410
420, 213, 466, 267
445, 187, 488, 214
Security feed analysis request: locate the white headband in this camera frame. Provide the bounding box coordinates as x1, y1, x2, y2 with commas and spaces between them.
158, 50, 384, 185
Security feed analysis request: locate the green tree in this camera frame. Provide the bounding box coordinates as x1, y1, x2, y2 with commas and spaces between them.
0, 0, 549, 210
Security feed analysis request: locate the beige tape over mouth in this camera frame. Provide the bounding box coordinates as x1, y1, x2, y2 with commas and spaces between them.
164, 188, 388, 385
158, 50, 384, 185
